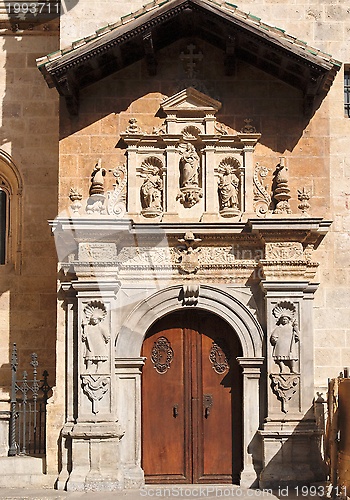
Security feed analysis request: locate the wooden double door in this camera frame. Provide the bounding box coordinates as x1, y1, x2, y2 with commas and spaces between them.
141, 311, 243, 484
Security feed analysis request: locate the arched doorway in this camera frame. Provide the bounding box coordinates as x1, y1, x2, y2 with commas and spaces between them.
141, 310, 243, 484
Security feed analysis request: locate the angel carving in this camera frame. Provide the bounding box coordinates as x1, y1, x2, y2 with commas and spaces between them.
270, 302, 299, 374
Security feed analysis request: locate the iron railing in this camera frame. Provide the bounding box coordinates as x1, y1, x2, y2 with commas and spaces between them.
8, 343, 51, 456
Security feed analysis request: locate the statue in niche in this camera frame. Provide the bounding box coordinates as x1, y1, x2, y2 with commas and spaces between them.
179, 143, 200, 187
82, 301, 110, 372
140, 162, 163, 217
177, 143, 203, 208
270, 302, 299, 374
218, 164, 240, 215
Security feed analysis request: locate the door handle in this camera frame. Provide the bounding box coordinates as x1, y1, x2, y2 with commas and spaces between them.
173, 404, 179, 418
203, 394, 213, 418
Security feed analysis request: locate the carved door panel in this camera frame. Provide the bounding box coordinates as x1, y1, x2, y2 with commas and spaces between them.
142, 312, 242, 484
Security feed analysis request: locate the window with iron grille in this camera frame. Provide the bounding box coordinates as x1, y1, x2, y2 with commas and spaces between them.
345, 68, 350, 117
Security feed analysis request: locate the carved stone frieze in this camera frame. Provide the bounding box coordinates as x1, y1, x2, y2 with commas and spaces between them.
117, 247, 175, 266
151, 337, 174, 374
81, 374, 110, 414
265, 242, 303, 261
270, 373, 300, 413
253, 163, 271, 217
78, 243, 117, 262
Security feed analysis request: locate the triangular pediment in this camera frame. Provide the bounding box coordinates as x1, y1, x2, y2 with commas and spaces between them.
161, 87, 221, 114
37, 0, 341, 115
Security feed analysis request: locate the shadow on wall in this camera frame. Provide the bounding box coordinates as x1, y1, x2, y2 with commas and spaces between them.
58, 37, 313, 156
256, 402, 328, 490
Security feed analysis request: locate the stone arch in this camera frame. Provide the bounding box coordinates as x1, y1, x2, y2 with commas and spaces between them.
115, 284, 263, 359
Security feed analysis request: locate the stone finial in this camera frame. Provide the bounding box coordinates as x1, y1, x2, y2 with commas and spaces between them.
240, 118, 256, 134
125, 117, 141, 134
90, 159, 106, 196
273, 157, 291, 214
69, 187, 83, 214
297, 187, 311, 216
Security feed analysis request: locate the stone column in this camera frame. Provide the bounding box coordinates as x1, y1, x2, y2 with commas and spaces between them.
259, 280, 325, 488
237, 357, 265, 488
162, 138, 180, 221
201, 138, 220, 221
115, 358, 145, 488
58, 278, 124, 492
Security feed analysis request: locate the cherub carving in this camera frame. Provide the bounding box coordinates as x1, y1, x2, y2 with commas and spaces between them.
82, 301, 110, 372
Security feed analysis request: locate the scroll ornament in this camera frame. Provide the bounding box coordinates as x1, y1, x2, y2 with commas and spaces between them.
81, 374, 110, 414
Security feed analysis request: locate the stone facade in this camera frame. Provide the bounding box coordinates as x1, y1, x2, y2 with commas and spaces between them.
0, 0, 349, 492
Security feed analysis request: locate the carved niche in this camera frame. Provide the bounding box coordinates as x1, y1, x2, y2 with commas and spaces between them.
81, 301, 110, 373
120, 87, 261, 220
217, 157, 242, 216
139, 157, 164, 217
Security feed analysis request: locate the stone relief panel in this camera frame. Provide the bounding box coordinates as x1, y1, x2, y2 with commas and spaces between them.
81, 301, 110, 373
265, 242, 304, 261
270, 301, 299, 374
269, 301, 301, 414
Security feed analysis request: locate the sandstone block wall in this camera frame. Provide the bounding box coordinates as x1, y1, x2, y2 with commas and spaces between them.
0, 33, 59, 418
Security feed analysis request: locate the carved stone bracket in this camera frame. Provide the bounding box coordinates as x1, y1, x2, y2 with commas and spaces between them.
270, 373, 300, 413
81, 374, 110, 414
107, 164, 127, 217
181, 284, 200, 306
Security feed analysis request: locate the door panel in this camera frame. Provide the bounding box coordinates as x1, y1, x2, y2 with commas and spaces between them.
142, 312, 242, 484
142, 317, 190, 482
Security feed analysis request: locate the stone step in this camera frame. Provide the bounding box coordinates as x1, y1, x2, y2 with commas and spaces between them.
0, 457, 55, 488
